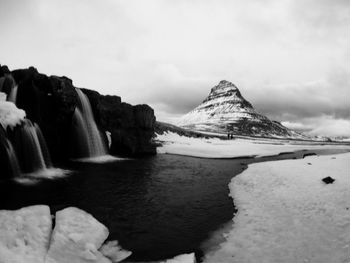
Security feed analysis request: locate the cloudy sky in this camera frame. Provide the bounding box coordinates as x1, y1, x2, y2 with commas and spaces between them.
1, 0, 350, 136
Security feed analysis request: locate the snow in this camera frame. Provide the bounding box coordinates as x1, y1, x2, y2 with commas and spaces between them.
99, 241, 132, 262
0, 206, 131, 263
0, 205, 52, 263
0, 101, 26, 129
45, 207, 111, 263
203, 153, 350, 263
162, 253, 195, 263
156, 132, 350, 158
0, 92, 6, 101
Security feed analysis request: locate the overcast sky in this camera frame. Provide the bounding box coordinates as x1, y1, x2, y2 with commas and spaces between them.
1, 0, 349, 136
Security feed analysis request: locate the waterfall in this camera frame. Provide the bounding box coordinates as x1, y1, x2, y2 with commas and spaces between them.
72, 88, 107, 158
35, 122, 52, 167
15, 119, 52, 173
7, 84, 18, 104
3, 138, 21, 178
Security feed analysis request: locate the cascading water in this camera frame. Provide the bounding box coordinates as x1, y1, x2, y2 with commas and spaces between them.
72, 88, 107, 158
7, 84, 18, 104
14, 119, 52, 173
5, 140, 21, 178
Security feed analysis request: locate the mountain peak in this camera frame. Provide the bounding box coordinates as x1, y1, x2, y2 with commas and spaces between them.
212, 80, 238, 92
177, 81, 301, 138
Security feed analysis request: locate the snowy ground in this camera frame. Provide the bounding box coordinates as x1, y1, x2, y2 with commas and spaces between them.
203, 153, 350, 263
156, 132, 350, 158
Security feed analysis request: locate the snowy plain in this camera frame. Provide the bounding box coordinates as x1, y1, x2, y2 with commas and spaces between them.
203, 153, 350, 263
156, 131, 350, 158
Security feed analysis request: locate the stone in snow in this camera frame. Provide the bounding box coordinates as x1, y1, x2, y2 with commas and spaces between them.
322, 176, 335, 184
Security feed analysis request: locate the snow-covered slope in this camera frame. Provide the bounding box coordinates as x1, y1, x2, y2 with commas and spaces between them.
177, 80, 305, 138
203, 153, 350, 263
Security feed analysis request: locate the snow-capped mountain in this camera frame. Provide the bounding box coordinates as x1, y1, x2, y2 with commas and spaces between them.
177, 80, 306, 138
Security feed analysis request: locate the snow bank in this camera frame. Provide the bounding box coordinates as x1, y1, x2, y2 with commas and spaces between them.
204, 153, 350, 263
0, 205, 52, 263
46, 207, 111, 263
0, 206, 131, 263
0, 92, 6, 101
0, 101, 26, 129
162, 253, 195, 263
156, 131, 350, 158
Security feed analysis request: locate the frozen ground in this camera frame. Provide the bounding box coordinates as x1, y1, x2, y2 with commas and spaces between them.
203, 153, 350, 263
156, 132, 350, 158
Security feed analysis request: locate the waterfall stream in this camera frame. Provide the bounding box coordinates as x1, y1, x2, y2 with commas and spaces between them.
4, 138, 21, 178
72, 88, 107, 158
15, 119, 52, 173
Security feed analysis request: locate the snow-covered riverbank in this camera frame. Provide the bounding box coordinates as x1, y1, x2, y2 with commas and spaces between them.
156, 132, 350, 158
204, 152, 350, 263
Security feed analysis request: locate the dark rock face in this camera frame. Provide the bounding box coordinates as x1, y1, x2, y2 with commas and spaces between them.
1, 65, 156, 164
82, 89, 156, 156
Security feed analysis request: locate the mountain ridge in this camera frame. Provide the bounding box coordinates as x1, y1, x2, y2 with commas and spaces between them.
177, 80, 306, 139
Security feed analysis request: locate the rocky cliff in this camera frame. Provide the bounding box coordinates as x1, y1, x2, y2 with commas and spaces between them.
177, 80, 305, 138
0, 64, 156, 162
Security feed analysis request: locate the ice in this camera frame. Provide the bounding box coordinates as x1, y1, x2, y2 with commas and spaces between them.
0, 101, 26, 129
203, 153, 350, 263
0, 205, 52, 263
99, 240, 132, 262
0, 206, 131, 263
45, 207, 111, 263
163, 253, 195, 263
156, 131, 350, 158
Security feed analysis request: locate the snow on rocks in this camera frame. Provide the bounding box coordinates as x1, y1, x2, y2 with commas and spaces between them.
203, 153, 350, 263
0, 205, 52, 263
156, 131, 350, 159
0, 206, 131, 263
0, 101, 26, 129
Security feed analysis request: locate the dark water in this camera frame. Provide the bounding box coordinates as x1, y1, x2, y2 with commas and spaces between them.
0, 149, 348, 261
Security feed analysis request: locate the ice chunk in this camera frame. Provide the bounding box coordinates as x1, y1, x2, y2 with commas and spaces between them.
163, 253, 196, 263
45, 207, 111, 263
99, 240, 132, 262
0, 205, 52, 263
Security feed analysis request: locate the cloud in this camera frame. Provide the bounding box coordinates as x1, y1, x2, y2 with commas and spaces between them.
0, 0, 349, 137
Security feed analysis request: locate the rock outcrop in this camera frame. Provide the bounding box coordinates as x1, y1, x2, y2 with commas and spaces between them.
0, 65, 156, 163
177, 80, 305, 138
81, 89, 156, 156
